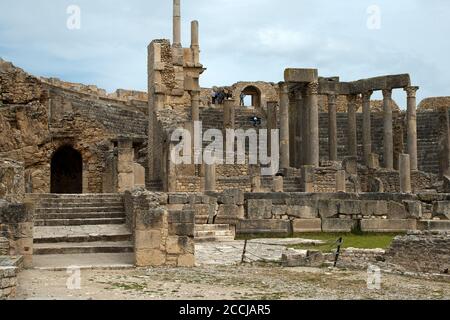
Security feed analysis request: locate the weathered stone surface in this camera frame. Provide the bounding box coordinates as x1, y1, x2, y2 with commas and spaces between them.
318, 200, 339, 219
272, 205, 288, 217
293, 219, 322, 233
322, 218, 357, 232
338, 201, 361, 215
404, 201, 422, 219
361, 201, 388, 217
361, 219, 417, 232
387, 201, 408, 219
238, 220, 291, 235
284, 68, 318, 83
246, 199, 273, 219
287, 206, 318, 219
433, 202, 450, 220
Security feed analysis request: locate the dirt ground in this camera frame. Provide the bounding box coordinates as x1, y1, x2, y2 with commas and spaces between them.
15, 264, 450, 300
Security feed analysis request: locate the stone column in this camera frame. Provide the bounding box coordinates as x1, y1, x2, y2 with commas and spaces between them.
223, 99, 235, 130
173, 0, 181, 46
305, 82, 320, 167
399, 154, 412, 194
301, 166, 315, 193
362, 91, 373, 165
118, 138, 134, 192
273, 176, 284, 192
405, 86, 419, 171
383, 89, 394, 170
336, 170, 346, 193
347, 94, 358, 158
250, 165, 261, 192
267, 101, 278, 156
279, 82, 290, 169
328, 94, 338, 161
204, 163, 216, 192
191, 20, 200, 65
190, 90, 200, 122
295, 90, 304, 167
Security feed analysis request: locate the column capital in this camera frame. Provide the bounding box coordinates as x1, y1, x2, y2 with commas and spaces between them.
382, 89, 393, 99
328, 94, 337, 105
279, 82, 289, 94
362, 90, 373, 102
404, 86, 419, 98
347, 94, 359, 104
305, 81, 319, 96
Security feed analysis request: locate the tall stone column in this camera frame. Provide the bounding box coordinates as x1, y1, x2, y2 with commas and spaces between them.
362, 91, 373, 165
328, 94, 338, 161
190, 90, 200, 122
279, 82, 290, 169
305, 82, 319, 167
118, 139, 134, 193
204, 163, 216, 192
173, 0, 181, 46
295, 90, 304, 168
267, 101, 278, 156
399, 154, 412, 194
191, 20, 200, 65
383, 89, 394, 170
347, 94, 358, 158
405, 86, 419, 171
223, 99, 235, 130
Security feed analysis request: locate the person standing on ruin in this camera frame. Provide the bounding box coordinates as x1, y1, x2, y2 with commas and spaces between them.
240, 93, 245, 106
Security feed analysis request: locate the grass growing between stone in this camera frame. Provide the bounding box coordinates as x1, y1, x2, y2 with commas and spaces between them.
287, 233, 401, 252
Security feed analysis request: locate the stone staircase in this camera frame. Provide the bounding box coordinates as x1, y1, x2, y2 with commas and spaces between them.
194, 224, 235, 242
31, 194, 133, 256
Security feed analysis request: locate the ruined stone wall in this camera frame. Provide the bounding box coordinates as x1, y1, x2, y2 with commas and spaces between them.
0, 159, 25, 203
385, 231, 450, 274
0, 266, 17, 300
125, 190, 195, 267
418, 97, 450, 111
231, 82, 279, 109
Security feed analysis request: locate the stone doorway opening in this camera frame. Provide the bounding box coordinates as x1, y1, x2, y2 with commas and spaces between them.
50, 145, 83, 194
240, 86, 262, 108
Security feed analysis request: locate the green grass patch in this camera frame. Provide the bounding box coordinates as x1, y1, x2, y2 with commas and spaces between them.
288, 232, 401, 252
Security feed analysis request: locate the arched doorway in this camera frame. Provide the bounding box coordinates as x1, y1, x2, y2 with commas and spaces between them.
240, 86, 262, 108
50, 145, 83, 194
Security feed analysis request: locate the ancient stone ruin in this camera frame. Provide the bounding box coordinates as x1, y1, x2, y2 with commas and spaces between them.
0, 1, 449, 292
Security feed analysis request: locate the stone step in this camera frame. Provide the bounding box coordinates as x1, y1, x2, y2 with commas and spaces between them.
34, 218, 126, 227
195, 230, 235, 237
195, 224, 232, 231
195, 236, 236, 243
35, 206, 124, 213
28, 193, 123, 199
418, 220, 450, 231
33, 225, 132, 243
34, 241, 134, 255
36, 212, 125, 220
37, 201, 124, 208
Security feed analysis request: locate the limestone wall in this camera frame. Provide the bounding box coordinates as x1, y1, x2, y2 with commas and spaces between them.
0, 266, 17, 300
0, 159, 25, 203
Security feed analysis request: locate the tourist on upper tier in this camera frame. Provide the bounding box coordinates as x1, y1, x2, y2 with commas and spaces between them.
240, 93, 245, 106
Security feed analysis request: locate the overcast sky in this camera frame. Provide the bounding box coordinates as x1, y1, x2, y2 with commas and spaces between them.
1, 0, 449, 107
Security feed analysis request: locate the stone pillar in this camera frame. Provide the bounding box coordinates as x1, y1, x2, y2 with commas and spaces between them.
295, 90, 304, 167
305, 82, 320, 167
223, 99, 235, 130
399, 154, 412, 194
190, 90, 200, 122
273, 176, 284, 192
301, 166, 315, 193
118, 139, 134, 192
383, 89, 394, 170
328, 94, 338, 161
336, 170, 346, 193
347, 94, 358, 158
279, 82, 290, 169
173, 0, 181, 46
362, 91, 373, 165
267, 101, 278, 156
249, 165, 261, 192
204, 163, 216, 192
191, 20, 200, 65
167, 143, 177, 192
405, 86, 419, 171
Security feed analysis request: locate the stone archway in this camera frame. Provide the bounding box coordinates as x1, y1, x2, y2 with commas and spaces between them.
240, 85, 262, 108
50, 145, 83, 194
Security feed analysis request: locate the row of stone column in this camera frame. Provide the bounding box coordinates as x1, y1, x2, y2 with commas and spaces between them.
325, 86, 419, 171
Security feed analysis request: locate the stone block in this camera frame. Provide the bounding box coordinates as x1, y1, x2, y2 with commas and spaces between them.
133, 163, 145, 187
281, 249, 324, 267
433, 202, 450, 220
168, 194, 189, 204
237, 219, 291, 235
361, 219, 417, 232
338, 201, 361, 215
135, 208, 165, 230
318, 200, 339, 219
284, 68, 318, 83
246, 199, 273, 219
218, 189, 244, 205
135, 249, 166, 267
387, 201, 408, 219
287, 206, 318, 219
135, 230, 161, 250
322, 218, 357, 232
166, 236, 183, 254
272, 205, 288, 217
404, 201, 422, 219
169, 223, 194, 237
217, 204, 243, 218
293, 219, 322, 233
361, 201, 388, 217
16, 238, 33, 255
177, 254, 195, 267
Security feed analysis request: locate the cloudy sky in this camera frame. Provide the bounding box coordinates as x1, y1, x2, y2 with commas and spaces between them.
1, 0, 449, 106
